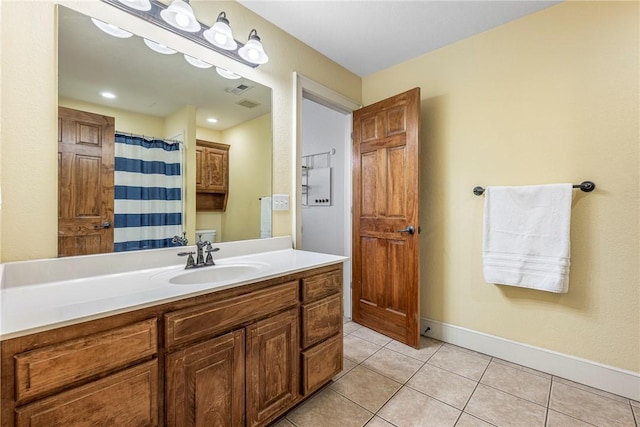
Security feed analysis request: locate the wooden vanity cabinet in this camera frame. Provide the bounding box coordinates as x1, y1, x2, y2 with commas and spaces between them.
300, 269, 344, 395
1, 264, 344, 427
164, 281, 300, 427
1, 317, 159, 427
165, 330, 245, 427
246, 308, 299, 427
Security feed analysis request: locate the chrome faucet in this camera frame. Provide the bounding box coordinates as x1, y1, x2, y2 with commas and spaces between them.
171, 232, 189, 246
178, 238, 220, 269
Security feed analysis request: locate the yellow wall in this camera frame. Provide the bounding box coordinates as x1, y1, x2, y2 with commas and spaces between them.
363, 1, 639, 372
194, 115, 271, 243
221, 114, 272, 242
58, 97, 165, 136
0, 0, 361, 261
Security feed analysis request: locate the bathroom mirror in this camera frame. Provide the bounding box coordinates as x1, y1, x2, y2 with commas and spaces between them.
58, 6, 272, 252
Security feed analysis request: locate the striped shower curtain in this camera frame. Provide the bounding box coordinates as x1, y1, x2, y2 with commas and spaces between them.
114, 133, 183, 252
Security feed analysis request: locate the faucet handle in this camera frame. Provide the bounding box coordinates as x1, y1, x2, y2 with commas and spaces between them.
204, 246, 220, 265
177, 251, 196, 269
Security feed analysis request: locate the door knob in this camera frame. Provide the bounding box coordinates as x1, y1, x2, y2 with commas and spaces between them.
396, 225, 415, 235
95, 221, 111, 230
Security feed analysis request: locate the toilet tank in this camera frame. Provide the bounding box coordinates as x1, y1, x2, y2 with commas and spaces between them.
196, 229, 217, 243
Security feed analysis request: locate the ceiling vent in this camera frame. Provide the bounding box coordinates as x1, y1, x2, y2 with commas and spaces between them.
225, 84, 252, 95
236, 99, 260, 109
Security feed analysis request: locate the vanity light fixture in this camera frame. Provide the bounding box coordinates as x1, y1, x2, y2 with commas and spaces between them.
203, 12, 237, 51
184, 55, 213, 69
216, 67, 241, 80
115, 0, 151, 11
102, 0, 268, 68
238, 29, 269, 65
160, 0, 200, 33
91, 18, 133, 38
143, 38, 177, 54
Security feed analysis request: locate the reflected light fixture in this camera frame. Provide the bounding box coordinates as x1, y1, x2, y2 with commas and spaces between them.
115, 0, 151, 11
91, 18, 133, 38
143, 39, 177, 55
207, 118, 218, 124
216, 67, 241, 80
238, 29, 269, 65
184, 55, 213, 69
160, 0, 201, 33
203, 12, 237, 51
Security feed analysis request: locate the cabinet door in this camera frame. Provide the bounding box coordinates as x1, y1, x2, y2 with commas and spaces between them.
165, 330, 245, 427
15, 360, 158, 427
246, 309, 299, 427
195, 146, 204, 190
204, 148, 228, 192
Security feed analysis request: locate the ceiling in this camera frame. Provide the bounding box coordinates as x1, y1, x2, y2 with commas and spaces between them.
238, 1, 562, 77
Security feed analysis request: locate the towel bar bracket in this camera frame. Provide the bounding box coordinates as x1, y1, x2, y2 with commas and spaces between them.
473, 180, 596, 196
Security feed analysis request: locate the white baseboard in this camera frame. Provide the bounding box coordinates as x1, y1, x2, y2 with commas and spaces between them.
421, 318, 640, 401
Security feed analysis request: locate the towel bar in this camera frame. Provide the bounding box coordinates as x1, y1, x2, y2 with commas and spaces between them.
473, 181, 596, 196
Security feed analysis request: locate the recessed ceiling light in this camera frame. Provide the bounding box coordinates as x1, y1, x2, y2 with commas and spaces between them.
207, 117, 218, 123
100, 91, 117, 99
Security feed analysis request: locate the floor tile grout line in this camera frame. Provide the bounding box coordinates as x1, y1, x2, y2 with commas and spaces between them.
550, 374, 632, 405
344, 324, 635, 427
459, 356, 491, 419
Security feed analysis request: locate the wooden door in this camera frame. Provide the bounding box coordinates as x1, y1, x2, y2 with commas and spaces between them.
58, 107, 114, 256
352, 88, 421, 348
165, 330, 245, 427
246, 308, 298, 427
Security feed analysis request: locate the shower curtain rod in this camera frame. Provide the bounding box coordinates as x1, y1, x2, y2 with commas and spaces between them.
473, 180, 596, 196
115, 130, 183, 145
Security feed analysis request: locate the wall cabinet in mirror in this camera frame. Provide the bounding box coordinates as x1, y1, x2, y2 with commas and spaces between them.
196, 140, 230, 211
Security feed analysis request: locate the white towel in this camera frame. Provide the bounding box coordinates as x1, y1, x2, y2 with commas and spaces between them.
260, 197, 272, 238
482, 184, 573, 293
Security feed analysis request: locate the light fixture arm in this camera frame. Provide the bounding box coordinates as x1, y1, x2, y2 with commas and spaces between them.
216, 11, 230, 26
101, 0, 259, 68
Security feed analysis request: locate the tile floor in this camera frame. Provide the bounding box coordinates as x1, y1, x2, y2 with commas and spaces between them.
273, 320, 639, 427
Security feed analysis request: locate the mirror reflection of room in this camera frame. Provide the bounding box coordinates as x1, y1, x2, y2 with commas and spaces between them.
58, 6, 272, 257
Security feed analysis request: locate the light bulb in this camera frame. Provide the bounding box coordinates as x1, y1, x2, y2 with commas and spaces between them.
175, 13, 190, 28
203, 12, 237, 51
214, 33, 228, 45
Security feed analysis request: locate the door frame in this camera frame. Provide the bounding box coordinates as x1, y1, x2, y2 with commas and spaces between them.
294, 73, 361, 318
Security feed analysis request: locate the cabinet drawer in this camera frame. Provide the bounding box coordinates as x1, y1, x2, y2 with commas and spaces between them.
300, 293, 342, 349
301, 269, 341, 302
15, 360, 158, 427
14, 318, 157, 402
301, 334, 342, 396
165, 281, 298, 348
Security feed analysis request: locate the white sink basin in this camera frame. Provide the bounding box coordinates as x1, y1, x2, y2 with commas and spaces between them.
166, 263, 268, 285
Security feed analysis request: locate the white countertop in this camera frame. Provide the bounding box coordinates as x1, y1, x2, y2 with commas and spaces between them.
0, 238, 347, 340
